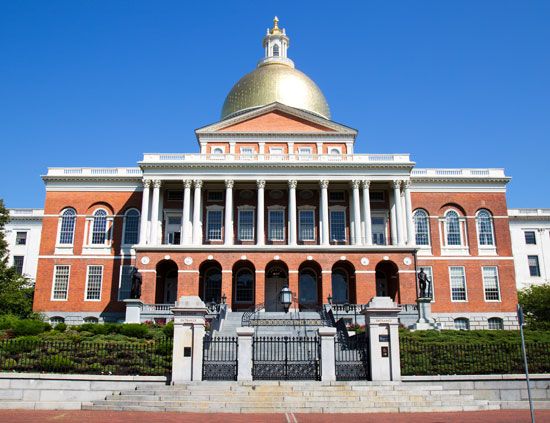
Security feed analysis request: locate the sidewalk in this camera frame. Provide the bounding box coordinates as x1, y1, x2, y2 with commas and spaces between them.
1, 410, 549, 423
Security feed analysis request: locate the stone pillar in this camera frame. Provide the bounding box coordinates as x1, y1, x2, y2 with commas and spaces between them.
288, 180, 297, 245
320, 179, 329, 245
318, 327, 336, 381
362, 180, 372, 246
149, 179, 161, 245
224, 179, 234, 245
139, 179, 151, 245
393, 180, 405, 246
351, 180, 362, 245
181, 179, 192, 245
124, 299, 143, 323
362, 297, 401, 381
236, 327, 255, 381
256, 180, 265, 246
192, 179, 203, 245
403, 180, 414, 246
413, 298, 438, 330
171, 296, 208, 383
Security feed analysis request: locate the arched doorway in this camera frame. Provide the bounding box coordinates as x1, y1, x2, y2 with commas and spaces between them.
331, 261, 356, 304
298, 261, 322, 310
374, 261, 399, 302
232, 261, 255, 310
199, 260, 222, 304
155, 260, 178, 304
264, 261, 289, 312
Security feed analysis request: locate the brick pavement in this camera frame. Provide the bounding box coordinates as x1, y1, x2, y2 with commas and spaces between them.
1, 410, 549, 423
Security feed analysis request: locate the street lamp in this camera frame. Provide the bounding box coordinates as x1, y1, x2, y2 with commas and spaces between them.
279, 285, 292, 313
327, 294, 333, 305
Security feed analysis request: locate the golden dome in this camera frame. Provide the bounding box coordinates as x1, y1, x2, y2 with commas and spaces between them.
221, 62, 331, 120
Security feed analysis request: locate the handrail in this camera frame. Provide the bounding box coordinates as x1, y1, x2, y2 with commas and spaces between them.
241, 303, 264, 327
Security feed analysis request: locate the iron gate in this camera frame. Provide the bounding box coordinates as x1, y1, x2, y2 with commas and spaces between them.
202, 335, 238, 381
335, 333, 370, 380
252, 336, 320, 380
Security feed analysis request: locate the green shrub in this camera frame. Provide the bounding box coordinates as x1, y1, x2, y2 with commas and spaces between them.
0, 315, 20, 330
54, 322, 67, 332
12, 320, 49, 337
119, 324, 149, 339
163, 321, 174, 338
1, 358, 17, 370
40, 354, 75, 372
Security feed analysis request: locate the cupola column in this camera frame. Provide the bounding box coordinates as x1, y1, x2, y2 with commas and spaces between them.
139, 179, 151, 245
192, 180, 203, 245
181, 179, 192, 245
288, 180, 298, 245
320, 180, 329, 246
256, 180, 266, 245
224, 180, 234, 245
150, 179, 161, 245
362, 180, 373, 246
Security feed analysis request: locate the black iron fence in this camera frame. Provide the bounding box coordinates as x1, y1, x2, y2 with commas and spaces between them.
202, 336, 238, 381
335, 334, 370, 380
401, 340, 550, 375
253, 336, 320, 380
0, 338, 172, 376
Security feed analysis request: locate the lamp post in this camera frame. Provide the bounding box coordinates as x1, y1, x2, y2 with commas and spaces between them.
221, 293, 226, 305
327, 294, 333, 305
279, 285, 292, 313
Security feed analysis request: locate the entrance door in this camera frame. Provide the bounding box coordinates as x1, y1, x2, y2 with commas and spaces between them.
265, 277, 286, 312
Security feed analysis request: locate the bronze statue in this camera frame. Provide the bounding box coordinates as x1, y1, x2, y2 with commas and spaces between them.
417, 268, 431, 299
130, 268, 142, 299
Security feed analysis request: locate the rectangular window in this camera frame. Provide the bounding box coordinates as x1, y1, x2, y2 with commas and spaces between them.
483, 266, 500, 301
330, 210, 346, 241
167, 232, 181, 244
299, 210, 315, 241
207, 191, 224, 202
13, 256, 24, 275
524, 231, 536, 245
118, 265, 134, 300
528, 255, 541, 277
166, 190, 183, 201
298, 147, 313, 160
329, 191, 345, 202
268, 210, 285, 241
15, 232, 27, 245
269, 147, 284, 158
52, 265, 70, 300
207, 210, 223, 241
85, 265, 103, 301
449, 266, 467, 301
238, 209, 255, 241
240, 147, 254, 159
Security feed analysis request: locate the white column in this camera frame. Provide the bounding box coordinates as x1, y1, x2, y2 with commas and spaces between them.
224, 179, 234, 245
288, 180, 297, 245
390, 188, 397, 246
256, 180, 265, 246
149, 179, 161, 245
393, 180, 405, 246
192, 179, 203, 245
403, 180, 414, 245
139, 179, 151, 245
181, 179, 192, 245
320, 179, 329, 245
362, 180, 372, 246
351, 180, 362, 245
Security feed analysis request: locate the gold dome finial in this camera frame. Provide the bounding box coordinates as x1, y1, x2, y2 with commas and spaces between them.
270, 16, 282, 34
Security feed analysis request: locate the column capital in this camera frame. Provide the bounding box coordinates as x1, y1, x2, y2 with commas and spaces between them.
153, 179, 162, 189
194, 179, 203, 189
350, 179, 361, 189
319, 179, 329, 189
361, 179, 371, 189
143, 178, 152, 188
225, 179, 234, 189
392, 179, 402, 189
403, 179, 412, 189
257, 179, 266, 189
288, 179, 298, 189
183, 179, 193, 189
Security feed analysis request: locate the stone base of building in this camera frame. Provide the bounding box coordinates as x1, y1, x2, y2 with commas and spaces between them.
432, 312, 519, 330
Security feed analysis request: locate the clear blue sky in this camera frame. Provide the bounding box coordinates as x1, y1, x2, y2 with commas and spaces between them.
1, 1, 549, 209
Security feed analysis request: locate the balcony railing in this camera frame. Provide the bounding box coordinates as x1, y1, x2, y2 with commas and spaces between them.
411, 168, 507, 178
46, 167, 142, 177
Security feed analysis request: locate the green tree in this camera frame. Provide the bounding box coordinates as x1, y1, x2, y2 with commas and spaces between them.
518, 284, 550, 328
0, 199, 34, 318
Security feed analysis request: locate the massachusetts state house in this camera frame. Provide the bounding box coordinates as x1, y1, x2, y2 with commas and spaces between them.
33, 18, 518, 330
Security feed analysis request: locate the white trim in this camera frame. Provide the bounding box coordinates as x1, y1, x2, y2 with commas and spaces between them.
84, 264, 104, 302
51, 264, 70, 301
418, 256, 514, 261
475, 209, 497, 254
449, 265, 468, 302
56, 208, 77, 248
412, 208, 431, 247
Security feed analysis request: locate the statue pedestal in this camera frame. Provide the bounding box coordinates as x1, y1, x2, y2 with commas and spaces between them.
411, 297, 439, 331
124, 299, 143, 323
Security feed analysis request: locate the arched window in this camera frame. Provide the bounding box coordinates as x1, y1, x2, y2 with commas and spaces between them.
123, 209, 140, 245
299, 268, 318, 306
83, 316, 98, 324
413, 209, 430, 245
50, 316, 65, 326
59, 208, 76, 244
331, 268, 349, 304
488, 317, 504, 330
454, 317, 470, 330
273, 44, 280, 57
91, 209, 108, 244
204, 267, 222, 303
445, 210, 462, 246
477, 210, 495, 246
212, 147, 223, 155
235, 269, 254, 303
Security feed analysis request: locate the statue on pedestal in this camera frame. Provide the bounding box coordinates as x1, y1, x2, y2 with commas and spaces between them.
130, 268, 142, 299
417, 268, 432, 299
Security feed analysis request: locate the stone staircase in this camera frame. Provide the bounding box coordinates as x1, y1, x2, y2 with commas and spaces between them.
84, 381, 500, 413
